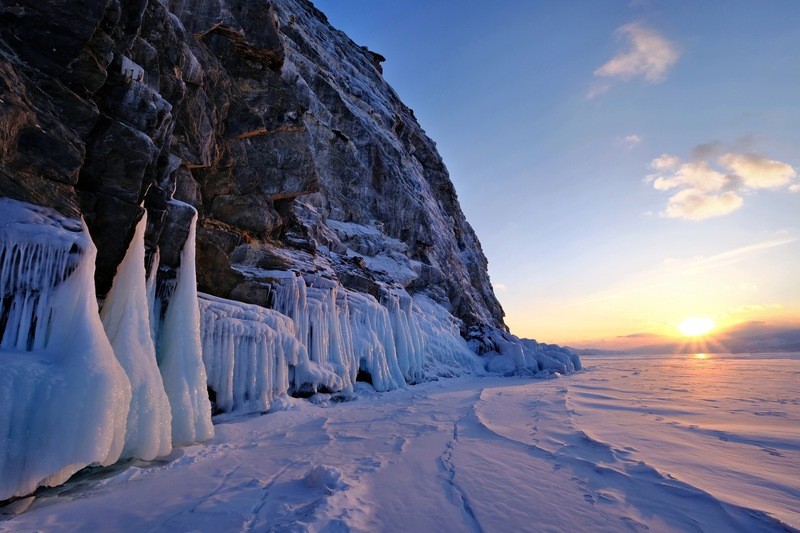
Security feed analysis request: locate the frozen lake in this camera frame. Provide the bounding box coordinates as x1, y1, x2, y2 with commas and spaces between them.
2, 353, 798, 531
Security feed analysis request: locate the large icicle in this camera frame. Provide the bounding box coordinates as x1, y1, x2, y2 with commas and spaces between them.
101, 212, 172, 460
412, 295, 484, 378
199, 294, 341, 414
156, 206, 214, 446
0, 198, 131, 500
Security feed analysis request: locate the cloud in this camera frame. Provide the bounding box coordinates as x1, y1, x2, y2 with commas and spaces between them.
718, 153, 796, 189
649, 154, 680, 171
493, 283, 508, 294
663, 189, 743, 220
593, 23, 679, 89
652, 160, 730, 192
617, 134, 642, 148
647, 143, 798, 220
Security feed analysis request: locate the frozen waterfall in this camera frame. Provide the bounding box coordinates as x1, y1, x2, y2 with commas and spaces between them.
0, 198, 131, 500
100, 212, 172, 460
155, 205, 214, 446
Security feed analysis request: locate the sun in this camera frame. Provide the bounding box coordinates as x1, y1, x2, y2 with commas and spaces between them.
678, 317, 715, 337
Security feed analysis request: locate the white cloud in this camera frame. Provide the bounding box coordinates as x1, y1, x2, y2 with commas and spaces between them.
594, 23, 679, 84
663, 189, 743, 220
649, 154, 680, 171
494, 283, 508, 294
652, 161, 729, 192
617, 134, 643, 148
648, 143, 797, 221
718, 152, 796, 189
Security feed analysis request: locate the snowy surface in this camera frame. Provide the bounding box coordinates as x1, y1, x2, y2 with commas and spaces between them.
3, 354, 796, 531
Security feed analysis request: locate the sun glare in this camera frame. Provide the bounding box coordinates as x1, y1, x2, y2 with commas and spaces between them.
678, 317, 715, 337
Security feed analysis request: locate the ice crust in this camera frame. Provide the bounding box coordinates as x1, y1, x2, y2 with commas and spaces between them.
100, 213, 172, 460
0, 199, 131, 500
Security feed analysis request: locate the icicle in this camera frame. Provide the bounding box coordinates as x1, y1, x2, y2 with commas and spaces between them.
198, 294, 339, 414
0, 198, 131, 500
101, 212, 172, 460
146, 245, 160, 343
156, 206, 214, 446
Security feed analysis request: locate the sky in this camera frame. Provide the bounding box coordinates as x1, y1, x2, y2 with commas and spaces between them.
312, 0, 800, 348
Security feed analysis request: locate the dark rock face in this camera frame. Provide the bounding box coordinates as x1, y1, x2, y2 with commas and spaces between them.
0, 0, 506, 333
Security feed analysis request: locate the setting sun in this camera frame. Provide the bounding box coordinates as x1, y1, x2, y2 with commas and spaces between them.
678, 317, 716, 337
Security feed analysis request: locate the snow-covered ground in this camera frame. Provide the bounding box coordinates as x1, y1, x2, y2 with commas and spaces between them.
2, 354, 797, 532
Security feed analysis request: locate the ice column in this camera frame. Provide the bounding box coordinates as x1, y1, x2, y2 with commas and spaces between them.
101, 212, 172, 460
0, 199, 131, 500
156, 207, 214, 446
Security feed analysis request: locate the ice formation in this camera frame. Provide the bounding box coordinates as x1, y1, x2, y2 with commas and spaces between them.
269, 271, 483, 393
478, 328, 583, 376
155, 205, 214, 446
199, 293, 341, 414
0, 198, 131, 500
100, 212, 172, 460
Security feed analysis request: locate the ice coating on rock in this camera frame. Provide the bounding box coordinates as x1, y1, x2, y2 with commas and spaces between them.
101, 212, 172, 460
476, 328, 583, 376
266, 271, 485, 393
199, 293, 342, 414
0, 198, 131, 500
412, 295, 484, 378
156, 205, 214, 446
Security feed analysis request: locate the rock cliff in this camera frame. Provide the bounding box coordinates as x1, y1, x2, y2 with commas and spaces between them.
0, 0, 581, 501
0, 0, 504, 333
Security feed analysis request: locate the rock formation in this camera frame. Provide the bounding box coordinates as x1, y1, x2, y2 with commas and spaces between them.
0, 0, 580, 500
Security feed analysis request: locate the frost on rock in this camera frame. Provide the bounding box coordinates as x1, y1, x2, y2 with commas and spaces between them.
199, 293, 341, 414
155, 207, 214, 446
100, 212, 172, 461
0, 198, 131, 501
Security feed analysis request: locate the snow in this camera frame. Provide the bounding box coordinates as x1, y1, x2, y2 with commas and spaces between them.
0, 198, 131, 500
100, 212, 172, 460
4, 353, 796, 531
155, 206, 214, 446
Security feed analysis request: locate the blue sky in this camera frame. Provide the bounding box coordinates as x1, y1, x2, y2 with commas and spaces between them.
313, 0, 800, 346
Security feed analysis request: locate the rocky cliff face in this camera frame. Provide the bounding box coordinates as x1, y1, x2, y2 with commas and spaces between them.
0, 0, 582, 500
0, 0, 505, 334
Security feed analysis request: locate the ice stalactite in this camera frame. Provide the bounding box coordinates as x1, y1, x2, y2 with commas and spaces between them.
198, 293, 342, 414
412, 295, 484, 378
0, 198, 131, 500
100, 212, 172, 460
268, 272, 483, 392
346, 289, 407, 391
156, 205, 214, 446
272, 274, 407, 392
382, 289, 425, 383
